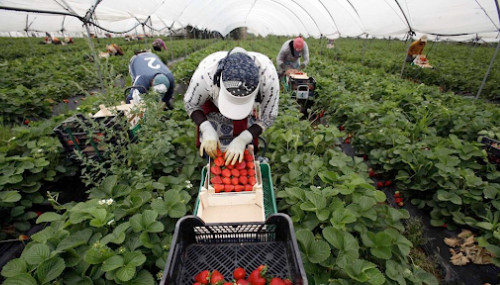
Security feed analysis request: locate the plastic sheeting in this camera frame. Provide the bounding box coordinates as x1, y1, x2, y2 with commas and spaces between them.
0, 0, 499, 41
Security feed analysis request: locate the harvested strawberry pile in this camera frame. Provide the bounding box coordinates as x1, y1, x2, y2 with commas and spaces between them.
210, 149, 257, 193
194, 265, 292, 285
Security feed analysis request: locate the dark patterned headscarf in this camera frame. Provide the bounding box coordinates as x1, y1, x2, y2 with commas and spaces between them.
218, 50, 260, 120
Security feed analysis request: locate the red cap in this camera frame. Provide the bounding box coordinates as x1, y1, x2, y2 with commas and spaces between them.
293, 37, 304, 51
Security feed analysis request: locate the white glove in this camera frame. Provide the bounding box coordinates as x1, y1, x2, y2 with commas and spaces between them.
225, 130, 253, 165
132, 89, 143, 104
199, 121, 219, 158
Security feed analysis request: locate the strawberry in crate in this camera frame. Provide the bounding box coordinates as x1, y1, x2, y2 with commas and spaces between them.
210, 148, 257, 193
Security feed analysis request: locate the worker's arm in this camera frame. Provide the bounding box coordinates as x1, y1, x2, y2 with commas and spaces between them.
253, 54, 280, 135
300, 42, 310, 68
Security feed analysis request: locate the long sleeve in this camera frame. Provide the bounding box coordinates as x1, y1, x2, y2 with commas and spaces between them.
184, 52, 226, 117
276, 41, 291, 69
301, 42, 310, 67
251, 53, 280, 131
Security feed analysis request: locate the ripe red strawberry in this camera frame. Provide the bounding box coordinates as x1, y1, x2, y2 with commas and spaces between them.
211, 176, 222, 185
395, 197, 403, 204
339, 125, 345, 131
224, 185, 235, 192
194, 283, 202, 285
376, 181, 384, 188
344, 137, 351, 144
217, 149, 223, 156
235, 185, 245, 192
269, 277, 286, 285
442, 223, 447, 228
244, 154, 253, 162
394, 191, 401, 198
239, 176, 248, 185
210, 270, 224, 284
233, 267, 246, 280
226, 164, 234, 170
236, 280, 249, 285
239, 169, 248, 176
384, 180, 392, 187
211, 166, 222, 176
245, 185, 253, 191
369, 170, 376, 177
248, 265, 266, 284
284, 279, 293, 285
194, 270, 210, 284
231, 169, 240, 177
214, 184, 224, 193
248, 177, 256, 186
222, 169, 232, 178
24, 119, 30, 125
235, 161, 246, 170
214, 157, 224, 166
222, 177, 232, 185
246, 162, 255, 170
231, 177, 239, 185
248, 169, 256, 176
223, 283, 233, 285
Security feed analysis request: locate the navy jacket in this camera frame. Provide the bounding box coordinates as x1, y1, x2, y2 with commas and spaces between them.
127, 52, 174, 104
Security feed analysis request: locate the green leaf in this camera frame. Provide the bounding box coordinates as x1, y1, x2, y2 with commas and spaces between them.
22, 243, 50, 265
36, 256, 65, 284
319, 170, 339, 184
126, 270, 155, 285
57, 229, 93, 252
414, 268, 439, 285
84, 245, 114, 264
101, 222, 130, 245
102, 255, 124, 272
31, 227, 57, 243
0, 191, 22, 203
305, 191, 326, 209
385, 260, 407, 284
366, 267, 386, 285
307, 240, 331, 263
36, 212, 62, 223
124, 251, 146, 267
295, 229, 314, 249
1, 258, 27, 278
358, 196, 376, 211
3, 273, 38, 285
101, 175, 118, 195
116, 265, 136, 282
475, 222, 493, 230
373, 190, 386, 202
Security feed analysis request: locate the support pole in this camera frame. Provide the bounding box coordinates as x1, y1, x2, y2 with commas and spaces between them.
141, 23, 148, 47
84, 23, 104, 91
400, 33, 413, 77
168, 29, 174, 62
476, 39, 500, 99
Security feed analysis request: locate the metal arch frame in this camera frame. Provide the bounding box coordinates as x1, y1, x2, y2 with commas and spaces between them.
317, 0, 340, 35
256, 0, 314, 36
476, 0, 500, 99
287, 0, 323, 36
194, 0, 310, 37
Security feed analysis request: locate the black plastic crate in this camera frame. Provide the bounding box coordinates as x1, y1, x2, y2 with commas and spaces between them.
161, 213, 307, 285
481, 137, 500, 164
289, 76, 317, 100
53, 112, 127, 160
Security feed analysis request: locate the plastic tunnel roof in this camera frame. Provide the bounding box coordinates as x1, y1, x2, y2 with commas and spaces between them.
0, 0, 499, 41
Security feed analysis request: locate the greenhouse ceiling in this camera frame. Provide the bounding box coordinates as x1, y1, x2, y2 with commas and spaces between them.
0, 0, 499, 42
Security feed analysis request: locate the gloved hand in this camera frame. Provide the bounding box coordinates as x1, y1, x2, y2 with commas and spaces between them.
225, 130, 253, 165
199, 121, 219, 158
299, 63, 306, 70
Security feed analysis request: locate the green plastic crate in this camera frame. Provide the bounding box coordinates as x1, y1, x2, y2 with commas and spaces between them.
193, 162, 277, 219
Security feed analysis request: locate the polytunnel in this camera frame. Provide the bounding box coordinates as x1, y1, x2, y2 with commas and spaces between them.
0, 0, 498, 41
